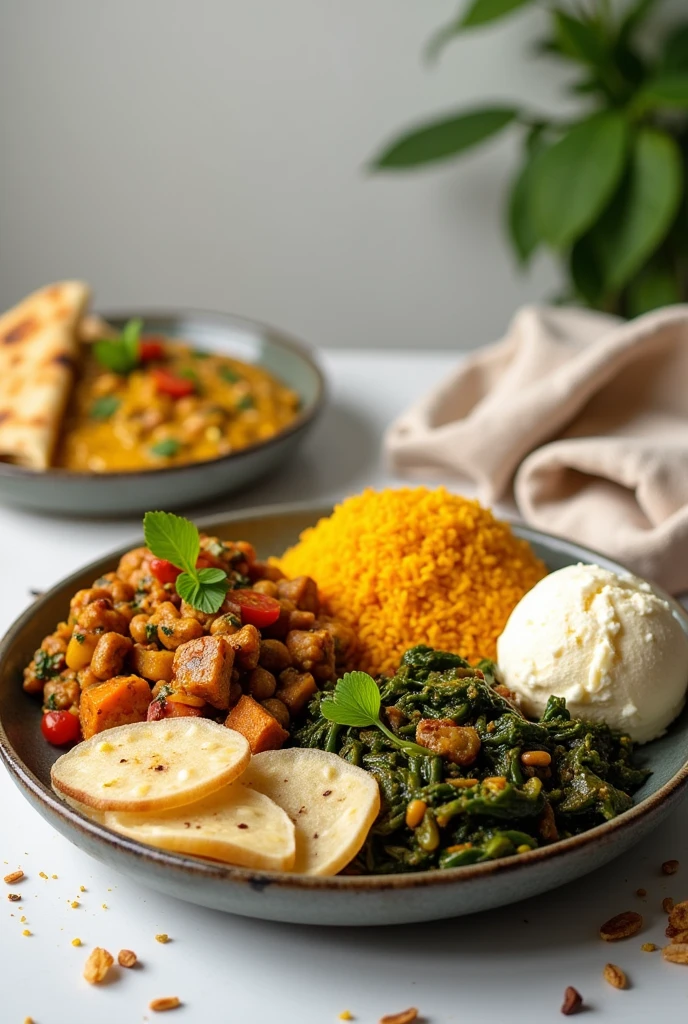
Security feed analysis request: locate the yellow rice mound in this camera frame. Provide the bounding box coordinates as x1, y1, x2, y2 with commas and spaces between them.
278, 488, 546, 677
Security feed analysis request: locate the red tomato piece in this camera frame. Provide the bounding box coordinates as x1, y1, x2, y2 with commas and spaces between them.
41, 710, 81, 746
150, 558, 182, 585
152, 368, 195, 398
232, 589, 281, 628
139, 336, 165, 361
196, 555, 215, 569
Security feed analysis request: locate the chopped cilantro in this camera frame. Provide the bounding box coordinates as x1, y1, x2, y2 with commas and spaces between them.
236, 395, 255, 411
74, 632, 85, 645
90, 395, 121, 421
150, 439, 181, 458
160, 624, 174, 637
145, 622, 159, 643
34, 649, 65, 681
45, 692, 59, 711
191, 349, 211, 360
219, 366, 240, 384
153, 684, 174, 703
231, 573, 252, 590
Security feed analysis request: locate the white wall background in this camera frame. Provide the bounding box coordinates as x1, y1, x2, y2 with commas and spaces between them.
0, 1, 682, 349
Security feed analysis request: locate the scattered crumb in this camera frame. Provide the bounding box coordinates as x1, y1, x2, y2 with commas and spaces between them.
561, 987, 583, 1016
72, 937, 82, 947
155, 933, 170, 944
3, 869, 24, 884
107, 887, 112, 891
83, 946, 114, 984
7, 893, 20, 902
71, 900, 80, 909
662, 860, 680, 876
79, 885, 86, 892
635, 888, 647, 898
339, 1013, 354, 1021
603, 963, 627, 989
641, 942, 658, 952
22, 929, 31, 936
149, 996, 181, 1012
20, 916, 26, 923
51, 874, 58, 879
24, 1017, 34, 1024
118, 948, 137, 968
663, 897, 674, 913
38, 872, 48, 880
101, 903, 108, 910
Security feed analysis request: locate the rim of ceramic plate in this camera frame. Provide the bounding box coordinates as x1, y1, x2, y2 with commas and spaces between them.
1, 503, 687, 892
0, 309, 325, 482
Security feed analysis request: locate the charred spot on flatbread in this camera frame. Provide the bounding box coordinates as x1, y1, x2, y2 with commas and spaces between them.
3, 318, 38, 345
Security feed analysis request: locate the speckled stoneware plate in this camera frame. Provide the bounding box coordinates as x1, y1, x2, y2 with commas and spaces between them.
0, 311, 325, 516
1, 505, 687, 926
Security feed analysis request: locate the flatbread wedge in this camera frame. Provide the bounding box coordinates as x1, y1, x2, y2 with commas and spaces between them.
51, 719, 250, 812
242, 748, 380, 875
97, 782, 296, 871
0, 281, 90, 468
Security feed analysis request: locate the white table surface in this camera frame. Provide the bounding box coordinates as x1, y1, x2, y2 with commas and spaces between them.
1, 349, 686, 1024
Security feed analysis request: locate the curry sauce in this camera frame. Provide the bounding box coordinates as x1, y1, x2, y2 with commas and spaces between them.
54, 339, 301, 472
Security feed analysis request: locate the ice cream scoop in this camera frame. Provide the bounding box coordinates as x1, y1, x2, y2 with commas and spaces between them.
496, 563, 688, 743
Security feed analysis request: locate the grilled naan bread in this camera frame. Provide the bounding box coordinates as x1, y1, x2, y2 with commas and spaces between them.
0, 281, 90, 469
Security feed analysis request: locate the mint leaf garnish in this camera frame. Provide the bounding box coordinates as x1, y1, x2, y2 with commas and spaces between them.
93, 318, 143, 374
143, 511, 229, 613
321, 671, 428, 755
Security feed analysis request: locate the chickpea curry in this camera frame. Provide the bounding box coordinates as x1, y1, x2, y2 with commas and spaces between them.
54, 319, 301, 472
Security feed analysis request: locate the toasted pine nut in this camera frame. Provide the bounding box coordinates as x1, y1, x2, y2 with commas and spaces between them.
149, 996, 181, 1012
3, 869, 24, 884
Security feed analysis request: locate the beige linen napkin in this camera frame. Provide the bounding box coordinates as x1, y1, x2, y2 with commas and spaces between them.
385, 304, 688, 593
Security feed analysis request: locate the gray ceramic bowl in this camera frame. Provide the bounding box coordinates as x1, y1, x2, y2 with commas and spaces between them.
1, 504, 687, 926
0, 311, 325, 516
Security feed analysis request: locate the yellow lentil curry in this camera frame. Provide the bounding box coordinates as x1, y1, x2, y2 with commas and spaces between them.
54, 328, 300, 472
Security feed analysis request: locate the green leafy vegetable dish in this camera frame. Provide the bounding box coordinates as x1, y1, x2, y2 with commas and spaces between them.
294, 645, 650, 874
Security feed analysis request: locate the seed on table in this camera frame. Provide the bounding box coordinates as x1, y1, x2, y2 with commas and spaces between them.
149, 996, 181, 1012
155, 932, 170, 944
635, 888, 646, 898
663, 943, 688, 964
603, 963, 627, 989
521, 750, 552, 767
83, 947, 114, 984
663, 897, 674, 913
3, 869, 24, 884
560, 986, 583, 1015
641, 943, 658, 952
662, 860, 679, 875
7, 893, 20, 902
599, 911, 643, 941
379, 1010, 418, 1024
118, 948, 137, 968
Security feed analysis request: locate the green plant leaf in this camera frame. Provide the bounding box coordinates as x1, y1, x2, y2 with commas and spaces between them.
143, 510, 199, 574
619, 0, 661, 44
570, 235, 604, 306
553, 11, 606, 66
638, 74, 688, 108
661, 24, 688, 73
371, 107, 518, 170
507, 145, 546, 265
625, 264, 681, 317
150, 439, 181, 458
594, 128, 682, 292
426, 0, 535, 59
531, 111, 629, 248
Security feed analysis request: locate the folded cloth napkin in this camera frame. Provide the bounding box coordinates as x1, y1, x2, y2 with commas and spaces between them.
385, 304, 688, 593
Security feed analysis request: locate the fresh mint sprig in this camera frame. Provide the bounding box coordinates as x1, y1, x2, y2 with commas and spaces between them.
94, 318, 143, 374
321, 671, 428, 755
143, 510, 229, 614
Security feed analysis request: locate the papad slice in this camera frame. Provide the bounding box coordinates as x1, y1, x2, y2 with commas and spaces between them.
99, 782, 295, 871
51, 719, 250, 812
0, 281, 90, 468
242, 748, 380, 875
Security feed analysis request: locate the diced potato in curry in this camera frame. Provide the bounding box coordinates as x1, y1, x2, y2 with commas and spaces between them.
173, 635, 234, 709
79, 675, 152, 740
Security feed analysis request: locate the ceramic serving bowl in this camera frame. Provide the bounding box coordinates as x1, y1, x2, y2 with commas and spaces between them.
1, 504, 687, 926
0, 311, 325, 516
